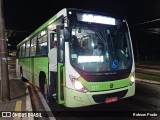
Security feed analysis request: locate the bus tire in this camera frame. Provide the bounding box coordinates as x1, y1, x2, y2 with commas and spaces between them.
39, 71, 46, 97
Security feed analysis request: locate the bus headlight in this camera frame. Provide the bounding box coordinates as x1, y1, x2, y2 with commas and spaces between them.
130, 76, 135, 85
74, 80, 84, 90
69, 75, 88, 93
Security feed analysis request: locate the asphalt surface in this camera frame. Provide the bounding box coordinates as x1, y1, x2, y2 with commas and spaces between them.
136, 68, 160, 76
48, 81, 160, 120
136, 65, 160, 76
2, 57, 159, 120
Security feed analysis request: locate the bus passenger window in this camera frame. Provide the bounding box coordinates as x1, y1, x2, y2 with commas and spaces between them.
21, 43, 26, 57
30, 37, 37, 56
37, 34, 48, 56
39, 42, 47, 55
25, 40, 30, 57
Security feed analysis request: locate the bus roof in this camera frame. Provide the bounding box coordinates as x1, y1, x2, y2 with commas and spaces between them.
17, 8, 123, 48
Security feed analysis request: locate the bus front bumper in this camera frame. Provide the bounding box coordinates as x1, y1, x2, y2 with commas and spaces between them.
64, 83, 135, 108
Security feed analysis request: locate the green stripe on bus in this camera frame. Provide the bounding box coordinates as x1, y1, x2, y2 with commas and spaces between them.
58, 63, 65, 104
79, 75, 131, 92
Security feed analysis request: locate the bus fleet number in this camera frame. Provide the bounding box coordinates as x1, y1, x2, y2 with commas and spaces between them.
91, 85, 99, 91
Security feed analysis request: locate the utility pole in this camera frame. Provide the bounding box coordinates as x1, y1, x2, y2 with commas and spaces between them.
0, 0, 10, 100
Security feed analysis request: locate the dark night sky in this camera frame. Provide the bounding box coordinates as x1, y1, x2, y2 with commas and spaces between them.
4, 0, 160, 29
3, 0, 160, 60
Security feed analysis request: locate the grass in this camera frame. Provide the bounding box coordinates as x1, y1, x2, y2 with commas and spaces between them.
136, 72, 160, 82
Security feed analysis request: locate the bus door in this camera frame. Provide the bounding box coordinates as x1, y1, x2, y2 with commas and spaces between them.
56, 25, 65, 104
48, 30, 55, 87
48, 31, 55, 50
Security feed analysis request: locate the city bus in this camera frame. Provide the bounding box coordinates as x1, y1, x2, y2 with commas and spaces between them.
16, 8, 135, 108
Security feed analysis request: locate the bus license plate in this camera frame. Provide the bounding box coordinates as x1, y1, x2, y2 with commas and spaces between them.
105, 97, 118, 103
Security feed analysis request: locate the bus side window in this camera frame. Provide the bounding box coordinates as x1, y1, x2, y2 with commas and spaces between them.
19, 46, 22, 57
37, 34, 48, 56
50, 32, 56, 49
21, 43, 26, 57
25, 40, 30, 57
30, 37, 37, 56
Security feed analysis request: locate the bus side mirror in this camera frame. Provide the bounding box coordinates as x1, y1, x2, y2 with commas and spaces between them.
56, 25, 70, 42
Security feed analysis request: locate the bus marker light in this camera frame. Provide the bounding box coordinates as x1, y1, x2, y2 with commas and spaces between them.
60, 83, 64, 87
131, 76, 135, 83
130, 76, 135, 86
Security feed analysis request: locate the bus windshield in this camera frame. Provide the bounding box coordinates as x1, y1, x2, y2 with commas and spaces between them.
70, 23, 132, 72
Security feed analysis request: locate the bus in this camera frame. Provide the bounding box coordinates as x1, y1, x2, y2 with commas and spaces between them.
16, 8, 135, 108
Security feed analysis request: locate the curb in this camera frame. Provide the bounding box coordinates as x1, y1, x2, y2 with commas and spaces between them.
35, 87, 56, 120
23, 89, 34, 120
23, 82, 34, 120
136, 78, 160, 85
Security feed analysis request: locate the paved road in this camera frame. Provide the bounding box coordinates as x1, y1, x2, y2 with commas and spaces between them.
136, 67, 160, 76
136, 65, 160, 70
48, 81, 160, 120
136, 65, 160, 76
